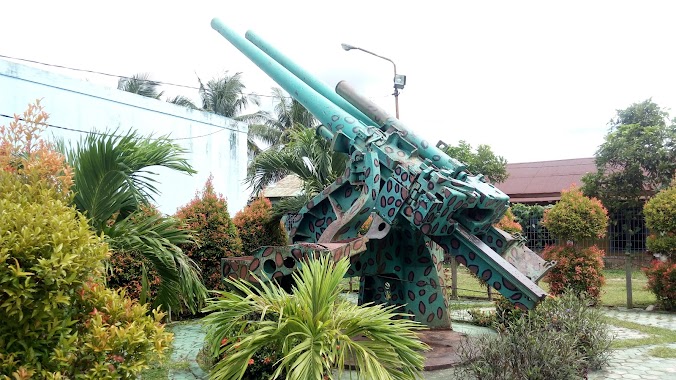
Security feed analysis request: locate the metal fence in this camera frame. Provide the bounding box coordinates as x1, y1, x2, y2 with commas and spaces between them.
521, 206, 652, 268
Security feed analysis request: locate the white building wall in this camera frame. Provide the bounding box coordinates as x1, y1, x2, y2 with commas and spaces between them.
0, 59, 249, 215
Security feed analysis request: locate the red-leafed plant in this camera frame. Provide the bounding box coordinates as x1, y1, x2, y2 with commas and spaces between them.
543, 245, 606, 300
644, 261, 676, 311
233, 197, 287, 255
175, 175, 243, 290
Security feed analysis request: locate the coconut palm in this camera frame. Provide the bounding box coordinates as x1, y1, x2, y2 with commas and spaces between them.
59, 130, 207, 314
246, 127, 347, 217
242, 87, 318, 155
198, 72, 259, 118
203, 255, 428, 380
117, 73, 164, 99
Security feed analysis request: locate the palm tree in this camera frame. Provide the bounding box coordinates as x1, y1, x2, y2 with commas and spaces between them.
59, 130, 208, 314
117, 73, 164, 99
246, 127, 347, 217
203, 255, 428, 380
242, 87, 318, 155
198, 72, 259, 118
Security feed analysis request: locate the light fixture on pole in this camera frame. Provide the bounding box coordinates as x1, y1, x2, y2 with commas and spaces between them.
341, 43, 405, 119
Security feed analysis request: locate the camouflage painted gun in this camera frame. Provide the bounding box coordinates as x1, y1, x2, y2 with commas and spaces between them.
212, 18, 555, 329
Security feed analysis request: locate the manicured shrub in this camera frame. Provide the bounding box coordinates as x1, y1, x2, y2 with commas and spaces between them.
644, 261, 676, 310
459, 292, 613, 379
643, 184, 676, 259
495, 207, 523, 234
0, 172, 170, 379
233, 197, 287, 255
176, 175, 243, 290
543, 185, 609, 242
542, 186, 609, 302
542, 245, 606, 301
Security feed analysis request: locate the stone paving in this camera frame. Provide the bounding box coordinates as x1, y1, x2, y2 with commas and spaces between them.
167, 321, 207, 380
166, 305, 676, 379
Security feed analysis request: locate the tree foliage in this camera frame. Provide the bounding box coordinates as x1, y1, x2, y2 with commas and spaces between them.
443, 140, 508, 183
582, 99, 676, 210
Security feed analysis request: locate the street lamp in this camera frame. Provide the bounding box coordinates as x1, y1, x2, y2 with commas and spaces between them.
341, 43, 405, 119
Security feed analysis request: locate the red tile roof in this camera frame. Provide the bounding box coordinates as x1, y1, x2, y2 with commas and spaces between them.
496, 157, 597, 204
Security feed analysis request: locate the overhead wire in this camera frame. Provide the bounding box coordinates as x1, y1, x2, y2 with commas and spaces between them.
0, 53, 394, 100
0, 113, 232, 141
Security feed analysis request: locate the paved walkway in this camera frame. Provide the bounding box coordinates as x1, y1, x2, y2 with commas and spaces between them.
167, 306, 676, 379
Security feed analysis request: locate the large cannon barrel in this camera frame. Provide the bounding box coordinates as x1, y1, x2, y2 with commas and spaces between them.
336, 80, 466, 176
211, 18, 365, 142
244, 30, 375, 127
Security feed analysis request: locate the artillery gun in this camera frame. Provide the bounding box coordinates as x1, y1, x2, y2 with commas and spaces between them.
213, 18, 555, 330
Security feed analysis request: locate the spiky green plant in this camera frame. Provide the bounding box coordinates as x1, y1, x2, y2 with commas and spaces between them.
202, 256, 428, 380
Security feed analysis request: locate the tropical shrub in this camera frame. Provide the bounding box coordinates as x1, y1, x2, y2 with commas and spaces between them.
644, 261, 676, 311
176, 175, 243, 290
643, 183, 676, 258
542, 245, 606, 301
459, 292, 613, 379
0, 156, 170, 378
543, 185, 609, 242
59, 121, 206, 314
202, 256, 428, 380
233, 196, 287, 255
495, 207, 523, 234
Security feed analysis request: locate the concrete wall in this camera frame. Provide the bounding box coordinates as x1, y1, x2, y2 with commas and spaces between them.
0, 59, 249, 215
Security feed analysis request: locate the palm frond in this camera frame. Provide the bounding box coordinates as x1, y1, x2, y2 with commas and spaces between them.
103, 212, 207, 313
117, 73, 164, 99
167, 95, 198, 109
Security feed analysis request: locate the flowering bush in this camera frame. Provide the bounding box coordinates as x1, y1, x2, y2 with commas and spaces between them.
643, 184, 676, 259
176, 175, 243, 290
644, 261, 676, 310
543, 185, 609, 241
543, 245, 606, 301
495, 207, 523, 235
233, 197, 287, 255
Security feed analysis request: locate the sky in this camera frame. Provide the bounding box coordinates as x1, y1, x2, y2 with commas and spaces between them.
1, 0, 675, 163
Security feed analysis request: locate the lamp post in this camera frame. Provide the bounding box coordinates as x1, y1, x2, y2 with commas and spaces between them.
341, 43, 406, 119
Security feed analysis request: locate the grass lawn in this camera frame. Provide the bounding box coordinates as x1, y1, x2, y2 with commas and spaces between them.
448, 266, 657, 308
